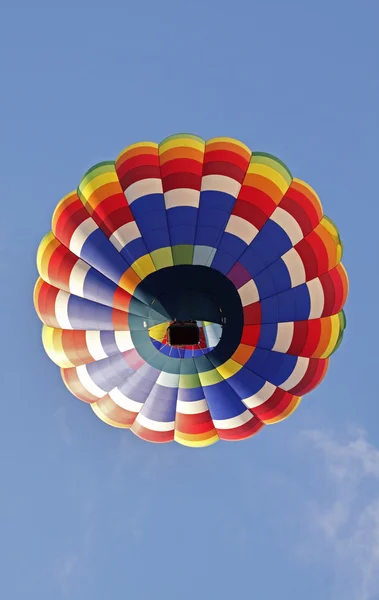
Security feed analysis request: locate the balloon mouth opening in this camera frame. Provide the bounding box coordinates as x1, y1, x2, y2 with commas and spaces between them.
167, 320, 200, 347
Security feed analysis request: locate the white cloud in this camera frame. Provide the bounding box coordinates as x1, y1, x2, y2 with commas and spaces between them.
301, 428, 379, 600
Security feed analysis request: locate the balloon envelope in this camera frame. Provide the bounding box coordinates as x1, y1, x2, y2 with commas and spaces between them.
34, 134, 348, 447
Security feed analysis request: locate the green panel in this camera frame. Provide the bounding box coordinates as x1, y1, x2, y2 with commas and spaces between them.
172, 245, 194, 265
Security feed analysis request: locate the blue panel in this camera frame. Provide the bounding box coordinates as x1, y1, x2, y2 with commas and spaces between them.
119, 365, 159, 402
210, 251, 236, 275
130, 194, 165, 220
260, 296, 280, 324
177, 386, 204, 402
226, 367, 266, 399
258, 323, 278, 350
277, 285, 311, 322
83, 268, 117, 306
239, 243, 268, 277
199, 190, 236, 212
142, 228, 171, 252
246, 348, 297, 386
81, 229, 128, 282
248, 220, 292, 271
141, 385, 178, 421
217, 232, 247, 258
254, 269, 278, 300
203, 380, 247, 420
245, 347, 272, 374
120, 238, 148, 264
266, 259, 292, 296
195, 226, 225, 247
167, 206, 197, 227
169, 225, 196, 246
100, 331, 121, 356
67, 296, 116, 330
87, 354, 134, 392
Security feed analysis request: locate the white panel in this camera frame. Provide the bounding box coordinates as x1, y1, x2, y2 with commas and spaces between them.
270, 207, 304, 245
281, 356, 309, 391
176, 399, 208, 415
165, 188, 200, 209
54, 290, 72, 330
201, 174, 241, 197
243, 381, 276, 409
156, 371, 180, 387
125, 178, 163, 203
238, 279, 259, 306
85, 330, 108, 360
109, 221, 141, 252
307, 278, 325, 319
213, 409, 254, 430
69, 260, 91, 297
282, 248, 306, 287
114, 331, 134, 352
109, 387, 143, 412
134, 412, 175, 432
193, 245, 216, 266
76, 365, 106, 398
69, 218, 98, 257
204, 323, 222, 348
225, 215, 258, 245
272, 322, 294, 353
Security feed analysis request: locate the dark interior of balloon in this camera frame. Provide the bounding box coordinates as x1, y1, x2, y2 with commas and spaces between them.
167, 321, 200, 346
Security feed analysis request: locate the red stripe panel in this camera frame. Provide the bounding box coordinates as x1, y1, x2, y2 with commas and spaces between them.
295, 239, 319, 280
118, 165, 161, 190
175, 411, 216, 435
252, 388, 297, 422
241, 324, 261, 347
204, 149, 250, 173
289, 358, 329, 396
232, 200, 269, 231
61, 367, 98, 403
202, 161, 246, 182
61, 330, 95, 365
216, 417, 263, 441
37, 281, 60, 328
131, 421, 174, 443
160, 158, 203, 178
287, 320, 309, 356
238, 186, 277, 216
54, 200, 91, 246
47, 245, 77, 288
243, 303, 262, 325
161, 172, 201, 193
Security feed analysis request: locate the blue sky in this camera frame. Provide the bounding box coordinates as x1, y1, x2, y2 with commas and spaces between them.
1, 0, 379, 598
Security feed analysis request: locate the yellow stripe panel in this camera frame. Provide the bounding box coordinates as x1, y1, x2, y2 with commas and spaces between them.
36, 232, 58, 279
131, 254, 156, 280
206, 136, 251, 156
175, 431, 219, 447
118, 268, 141, 295
320, 314, 341, 358
42, 326, 75, 368
159, 137, 205, 154
79, 170, 120, 204
216, 359, 242, 379
198, 369, 223, 387
247, 163, 290, 194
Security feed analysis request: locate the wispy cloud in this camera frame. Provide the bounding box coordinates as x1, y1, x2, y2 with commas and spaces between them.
53, 554, 79, 596
301, 428, 379, 600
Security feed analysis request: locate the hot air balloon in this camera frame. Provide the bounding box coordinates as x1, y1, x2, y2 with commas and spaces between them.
34, 134, 348, 447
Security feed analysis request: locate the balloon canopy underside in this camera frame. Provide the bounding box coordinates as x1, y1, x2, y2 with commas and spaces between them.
34, 134, 348, 447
